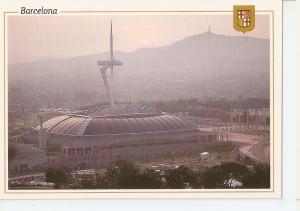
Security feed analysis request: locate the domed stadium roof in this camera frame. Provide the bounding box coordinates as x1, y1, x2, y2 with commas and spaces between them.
36, 113, 199, 136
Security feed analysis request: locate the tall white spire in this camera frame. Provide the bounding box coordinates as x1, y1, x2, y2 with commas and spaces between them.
97, 21, 123, 107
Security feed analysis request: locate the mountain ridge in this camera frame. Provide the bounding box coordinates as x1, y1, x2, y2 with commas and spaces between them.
9, 32, 268, 66
8, 32, 270, 108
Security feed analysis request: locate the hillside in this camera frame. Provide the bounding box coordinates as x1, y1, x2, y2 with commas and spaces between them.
8, 31, 270, 108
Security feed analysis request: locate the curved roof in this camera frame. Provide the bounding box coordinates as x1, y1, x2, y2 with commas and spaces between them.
36, 114, 198, 136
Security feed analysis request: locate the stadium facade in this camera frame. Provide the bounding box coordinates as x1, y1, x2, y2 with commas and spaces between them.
24, 112, 217, 168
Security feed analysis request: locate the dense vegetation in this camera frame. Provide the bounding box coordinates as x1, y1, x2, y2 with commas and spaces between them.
78, 98, 269, 114
8, 145, 17, 161
141, 98, 269, 113
45, 160, 270, 189
45, 168, 69, 188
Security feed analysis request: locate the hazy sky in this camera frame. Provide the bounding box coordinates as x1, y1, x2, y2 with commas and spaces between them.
8, 14, 269, 64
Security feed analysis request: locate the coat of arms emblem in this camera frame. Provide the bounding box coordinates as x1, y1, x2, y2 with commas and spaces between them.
233, 5, 255, 33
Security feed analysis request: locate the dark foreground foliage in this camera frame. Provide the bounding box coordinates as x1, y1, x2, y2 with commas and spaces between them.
45, 167, 69, 188
73, 160, 270, 189
96, 160, 162, 189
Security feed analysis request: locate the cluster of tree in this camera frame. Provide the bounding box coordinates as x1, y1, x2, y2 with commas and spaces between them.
140, 99, 199, 114
139, 98, 269, 114
45, 167, 69, 188
79, 102, 110, 111
95, 160, 163, 189
204, 98, 270, 111
8, 144, 17, 161
77, 97, 269, 116
45, 160, 270, 189
242, 165, 270, 188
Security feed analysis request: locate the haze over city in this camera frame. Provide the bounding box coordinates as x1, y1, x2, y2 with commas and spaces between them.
8, 14, 269, 64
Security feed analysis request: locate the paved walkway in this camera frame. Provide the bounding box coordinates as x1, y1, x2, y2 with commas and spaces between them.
232, 133, 270, 164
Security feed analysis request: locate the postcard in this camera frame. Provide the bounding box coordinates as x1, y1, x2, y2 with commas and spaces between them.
0, 0, 282, 198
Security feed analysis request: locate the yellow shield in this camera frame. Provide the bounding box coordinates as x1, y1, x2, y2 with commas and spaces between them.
233, 5, 255, 33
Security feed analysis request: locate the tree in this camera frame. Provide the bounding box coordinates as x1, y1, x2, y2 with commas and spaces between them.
96, 160, 163, 189
135, 169, 163, 189
202, 162, 248, 188
97, 160, 141, 189
242, 165, 270, 188
242, 110, 248, 123
45, 168, 68, 188
8, 145, 17, 161
80, 180, 95, 189
164, 165, 197, 189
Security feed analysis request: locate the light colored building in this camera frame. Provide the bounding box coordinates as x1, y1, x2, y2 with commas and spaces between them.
199, 152, 209, 160
224, 178, 243, 188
